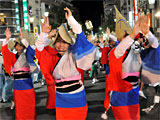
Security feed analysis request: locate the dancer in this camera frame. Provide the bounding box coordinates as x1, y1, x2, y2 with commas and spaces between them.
35, 7, 96, 120
1, 28, 36, 120
103, 6, 159, 120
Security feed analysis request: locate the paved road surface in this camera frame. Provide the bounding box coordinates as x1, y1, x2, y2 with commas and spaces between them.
0, 71, 160, 120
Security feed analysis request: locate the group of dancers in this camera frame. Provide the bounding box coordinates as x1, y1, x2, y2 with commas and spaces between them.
0, 6, 160, 120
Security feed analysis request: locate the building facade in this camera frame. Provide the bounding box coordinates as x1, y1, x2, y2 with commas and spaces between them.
0, 0, 20, 39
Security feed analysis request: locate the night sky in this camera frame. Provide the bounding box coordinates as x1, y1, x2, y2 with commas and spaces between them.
71, 0, 103, 32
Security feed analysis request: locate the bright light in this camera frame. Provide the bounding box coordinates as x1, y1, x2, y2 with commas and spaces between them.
155, 11, 160, 17
148, 0, 155, 5
24, 6, 27, 11
30, 17, 34, 23
114, 19, 116, 22
85, 20, 93, 30
44, 12, 49, 17
0, 13, 4, 15
14, 0, 18, 3
15, 8, 19, 12
99, 27, 102, 30
41, 19, 44, 23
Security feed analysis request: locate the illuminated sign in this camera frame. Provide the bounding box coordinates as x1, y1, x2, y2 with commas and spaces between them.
134, 0, 139, 21
14, 0, 20, 32
23, 0, 29, 31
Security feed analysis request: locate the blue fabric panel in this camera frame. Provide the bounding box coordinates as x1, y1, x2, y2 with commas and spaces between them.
69, 32, 96, 60
141, 45, 160, 71
25, 45, 36, 64
110, 87, 139, 106
143, 63, 160, 74
105, 64, 110, 74
56, 89, 87, 108
14, 78, 33, 90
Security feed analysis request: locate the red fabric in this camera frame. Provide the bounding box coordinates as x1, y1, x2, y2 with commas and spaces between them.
2, 45, 36, 119
77, 67, 84, 84
104, 48, 132, 110
112, 104, 140, 120
14, 89, 36, 120
46, 85, 56, 109
100, 47, 111, 64
35, 46, 59, 109
56, 105, 88, 120
1, 45, 16, 75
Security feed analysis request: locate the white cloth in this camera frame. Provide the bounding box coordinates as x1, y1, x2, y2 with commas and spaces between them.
114, 31, 159, 59
53, 52, 79, 80
21, 39, 29, 48
2, 39, 9, 46
145, 31, 159, 48
109, 34, 117, 42
35, 32, 49, 51
68, 16, 82, 34
0, 55, 4, 74
95, 47, 101, 61
114, 36, 134, 58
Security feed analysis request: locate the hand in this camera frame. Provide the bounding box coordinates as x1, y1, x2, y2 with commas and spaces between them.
140, 15, 149, 35
19, 29, 24, 40
5, 28, 11, 40
48, 29, 56, 39
130, 16, 141, 39
64, 7, 72, 20
106, 27, 110, 35
41, 16, 51, 33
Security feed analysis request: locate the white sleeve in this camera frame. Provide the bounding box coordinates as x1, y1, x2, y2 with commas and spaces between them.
2, 39, 9, 46
145, 31, 159, 48
21, 39, 29, 48
109, 34, 117, 42
67, 16, 82, 34
114, 36, 134, 58
35, 32, 49, 51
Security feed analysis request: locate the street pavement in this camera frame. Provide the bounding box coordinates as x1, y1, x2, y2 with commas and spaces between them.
0, 71, 160, 120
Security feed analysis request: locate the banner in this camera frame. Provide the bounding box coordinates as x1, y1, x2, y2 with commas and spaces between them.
23, 0, 29, 31
134, 0, 139, 21
14, 0, 20, 32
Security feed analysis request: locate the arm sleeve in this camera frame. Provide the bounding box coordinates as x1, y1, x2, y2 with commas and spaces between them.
145, 31, 159, 48
1, 41, 16, 75
114, 36, 134, 58
35, 47, 58, 85
25, 45, 35, 64
35, 33, 58, 85
109, 34, 117, 42
69, 32, 96, 70
35, 32, 49, 51
67, 16, 82, 34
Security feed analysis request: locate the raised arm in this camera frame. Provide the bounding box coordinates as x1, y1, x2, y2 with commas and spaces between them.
1, 28, 16, 75
140, 16, 159, 48
35, 16, 52, 52
114, 16, 141, 58
106, 27, 117, 42
64, 7, 82, 34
